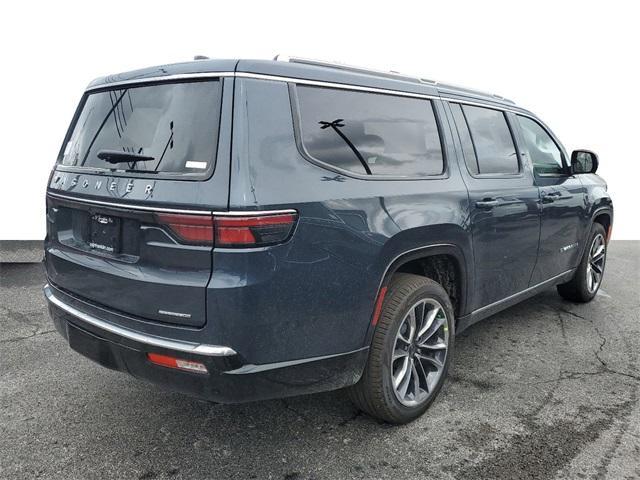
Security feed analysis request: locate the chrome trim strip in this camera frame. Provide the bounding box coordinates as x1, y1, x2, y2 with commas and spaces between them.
83, 71, 528, 114
239, 73, 528, 114
47, 192, 211, 215
235, 72, 440, 100
44, 284, 236, 357
225, 346, 369, 375
46, 191, 297, 217
440, 96, 533, 117
471, 269, 575, 316
85, 72, 235, 91
84, 70, 440, 101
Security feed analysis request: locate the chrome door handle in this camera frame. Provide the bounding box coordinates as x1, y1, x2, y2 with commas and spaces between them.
476, 199, 500, 209
541, 192, 561, 203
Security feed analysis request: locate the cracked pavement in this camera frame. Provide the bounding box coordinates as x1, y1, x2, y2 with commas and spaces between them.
1, 241, 639, 480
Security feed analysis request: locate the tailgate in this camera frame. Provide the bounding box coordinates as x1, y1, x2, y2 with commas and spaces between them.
44, 76, 233, 328
45, 193, 214, 327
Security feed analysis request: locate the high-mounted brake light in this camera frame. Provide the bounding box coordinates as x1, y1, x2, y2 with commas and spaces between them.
147, 353, 208, 374
155, 212, 298, 247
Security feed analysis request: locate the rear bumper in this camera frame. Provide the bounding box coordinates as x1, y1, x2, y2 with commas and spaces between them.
44, 283, 368, 403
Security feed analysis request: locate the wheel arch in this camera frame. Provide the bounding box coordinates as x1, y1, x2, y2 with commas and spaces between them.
592, 208, 613, 242
363, 243, 469, 347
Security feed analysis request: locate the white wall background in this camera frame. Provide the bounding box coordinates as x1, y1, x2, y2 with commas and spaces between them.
1, 0, 638, 239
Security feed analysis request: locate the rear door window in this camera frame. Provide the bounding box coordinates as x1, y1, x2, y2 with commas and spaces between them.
294, 85, 445, 177
59, 80, 223, 177
453, 104, 519, 175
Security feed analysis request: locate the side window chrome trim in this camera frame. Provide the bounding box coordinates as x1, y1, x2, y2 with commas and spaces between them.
85, 72, 236, 92
86, 71, 527, 115
85, 70, 538, 121
448, 102, 523, 178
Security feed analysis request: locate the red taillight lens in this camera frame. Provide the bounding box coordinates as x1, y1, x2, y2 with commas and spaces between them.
215, 213, 297, 247
155, 212, 297, 247
155, 213, 214, 245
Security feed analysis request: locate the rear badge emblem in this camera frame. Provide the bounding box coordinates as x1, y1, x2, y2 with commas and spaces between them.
158, 310, 192, 319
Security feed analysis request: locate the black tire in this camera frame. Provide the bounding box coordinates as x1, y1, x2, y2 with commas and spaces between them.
557, 223, 607, 303
348, 273, 455, 424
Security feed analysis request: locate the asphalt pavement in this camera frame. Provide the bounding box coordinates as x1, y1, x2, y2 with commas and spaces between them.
1, 241, 639, 480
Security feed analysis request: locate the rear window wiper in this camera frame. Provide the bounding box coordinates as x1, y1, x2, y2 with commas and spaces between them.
97, 149, 155, 164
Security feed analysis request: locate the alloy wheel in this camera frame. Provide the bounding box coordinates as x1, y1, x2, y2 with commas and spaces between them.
586, 233, 606, 294
391, 298, 449, 407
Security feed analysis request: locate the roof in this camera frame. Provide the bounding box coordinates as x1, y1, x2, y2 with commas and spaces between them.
86, 56, 523, 111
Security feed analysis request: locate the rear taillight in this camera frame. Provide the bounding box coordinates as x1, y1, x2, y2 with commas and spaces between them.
155, 213, 215, 245
155, 212, 297, 247
215, 214, 297, 247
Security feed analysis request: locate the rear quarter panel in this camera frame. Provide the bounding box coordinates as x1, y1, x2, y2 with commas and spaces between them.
212, 77, 471, 365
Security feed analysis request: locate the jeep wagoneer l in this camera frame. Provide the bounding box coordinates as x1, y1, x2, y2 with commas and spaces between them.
44, 56, 613, 423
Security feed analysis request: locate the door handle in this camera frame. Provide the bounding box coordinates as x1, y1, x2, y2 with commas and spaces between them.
541, 191, 562, 203
475, 199, 500, 209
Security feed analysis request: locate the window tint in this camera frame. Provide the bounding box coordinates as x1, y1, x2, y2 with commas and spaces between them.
59, 81, 222, 175
517, 115, 564, 175
296, 85, 444, 177
460, 105, 519, 175
450, 104, 479, 175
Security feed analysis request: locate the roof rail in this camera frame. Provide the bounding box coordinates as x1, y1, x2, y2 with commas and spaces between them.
272, 54, 514, 105
273, 54, 430, 84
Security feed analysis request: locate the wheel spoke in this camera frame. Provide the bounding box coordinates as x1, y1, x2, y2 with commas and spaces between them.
416, 353, 444, 371
393, 348, 409, 362
591, 262, 603, 275
411, 362, 422, 399
397, 358, 413, 398
397, 330, 411, 345
417, 315, 445, 346
592, 244, 605, 259
420, 341, 447, 351
416, 357, 430, 393
414, 301, 426, 333
406, 310, 417, 343
393, 356, 410, 389
416, 306, 439, 340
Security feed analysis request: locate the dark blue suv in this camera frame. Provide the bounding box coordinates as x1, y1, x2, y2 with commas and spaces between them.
44, 56, 613, 423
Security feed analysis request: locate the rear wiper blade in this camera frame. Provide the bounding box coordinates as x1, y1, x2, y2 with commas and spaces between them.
123, 169, 159, 174
97, 149, 155, 164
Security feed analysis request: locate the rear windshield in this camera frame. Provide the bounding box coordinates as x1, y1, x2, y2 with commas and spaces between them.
58, 80, 222, 176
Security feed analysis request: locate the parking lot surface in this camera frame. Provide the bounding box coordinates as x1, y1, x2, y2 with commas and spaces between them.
1, 241, 639, 480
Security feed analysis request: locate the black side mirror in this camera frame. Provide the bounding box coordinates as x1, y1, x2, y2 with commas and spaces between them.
571, 150, 599, 174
